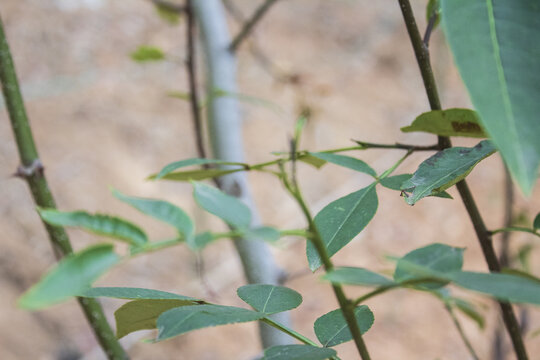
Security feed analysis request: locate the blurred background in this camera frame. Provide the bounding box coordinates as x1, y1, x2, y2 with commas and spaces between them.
1, 0, 539, 359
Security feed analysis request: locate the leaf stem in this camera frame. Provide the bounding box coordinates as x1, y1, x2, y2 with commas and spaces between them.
354, 140, 440, 151
0, 14, 128, 360
397, 1, 528, 358
489, 227, 540, 239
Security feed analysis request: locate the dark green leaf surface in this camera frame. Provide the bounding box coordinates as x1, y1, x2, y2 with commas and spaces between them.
450, 271, 540, 305
156, 304, 264, 340
379, 174, 412, 190
112, 190, 194, 241
394, 243, 464, 289
308, 184, 378, 270
323, 267, 395, 287
237, 285, 302, 314
130, 45, 165, 62
441, 0, 540, 194
314, 306, 374, 347
19, 244, 120, 310
193, 182, 251, 229
115, 299, 192, 338
426, 0, 441, 28
81, 287, 199, 301
534, 213, 540, 230
263, 345, 337, 360
154, 158, 245, 180
401, 140, 496, 205
39, 208, 148, 246
309, 152, 377, 177
401, 109, 487, 138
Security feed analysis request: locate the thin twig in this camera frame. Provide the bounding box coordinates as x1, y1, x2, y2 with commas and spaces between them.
397, 1, 528, 359
185, 0, 207, 159
423, 11, 438, 47
0, 14, 128, 360
229, 0, 280, 52
445, 304, 480, 360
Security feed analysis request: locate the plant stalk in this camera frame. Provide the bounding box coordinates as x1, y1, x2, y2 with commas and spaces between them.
229, 0, 280, 52
0, 14, 128, 360
396, 1, 528, 359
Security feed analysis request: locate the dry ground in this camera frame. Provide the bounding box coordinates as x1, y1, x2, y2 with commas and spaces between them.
0, 0, 539, 359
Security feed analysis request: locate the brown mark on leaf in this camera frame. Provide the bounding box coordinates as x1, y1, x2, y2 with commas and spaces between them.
451, 121, 482, 133
425, 150, 445, 166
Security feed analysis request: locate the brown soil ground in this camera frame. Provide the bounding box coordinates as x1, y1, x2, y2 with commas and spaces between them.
1, 1, 539, 359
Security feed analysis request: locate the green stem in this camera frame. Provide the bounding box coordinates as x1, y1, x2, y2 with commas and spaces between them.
354, 140, 440, 151
378, 150, 413, 179
444, 303, 480, 360
279, 168, 371, 360
490, 227, 540, 239
0, 15, 128, 360
397, 1, 528, 359
261, 317, 340, 360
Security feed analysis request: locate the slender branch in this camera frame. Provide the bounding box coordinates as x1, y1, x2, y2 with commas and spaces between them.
444, 303, 480, 360
278, 165, 371, 359
0, 14, 128, 360
229, 0, 280, 52
397, 1, 528, 359
423, 11, 438, 47
185, 0, 207, 159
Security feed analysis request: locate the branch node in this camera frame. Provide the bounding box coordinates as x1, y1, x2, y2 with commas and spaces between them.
14, 159, 44, 178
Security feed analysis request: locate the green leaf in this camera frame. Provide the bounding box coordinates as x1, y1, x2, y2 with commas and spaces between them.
441, 0, 540, 194
151, 168, 243, 182
534, 213, 540, 231
193, 182, 251, 229
426, 0, 441, 28
81, 287, 200, 301
517, 244, 533, 272
401, 140, 496, 205
154, 3, 181, 25
297, 154, 327, 169
237, 285, 302, 314
38, 208, 148, 246
394, 243, 464, 290
153, 158, 246, 180
322, 267, 396, 287
308, 184, 378, 271
156, 304, 265, 340
246, 226, 281, 243
379, 174, 412, 190
112, 189, 194, 241
309, 152, 377, 177
166, 90, 190, 101
18, 244, 120, 310
115, 299, 190, 339
401, 109, 487, 138
263, 345, 337, 360
314, 306, 374, 347
130, 45, 165, 62
450, 271, 540, 305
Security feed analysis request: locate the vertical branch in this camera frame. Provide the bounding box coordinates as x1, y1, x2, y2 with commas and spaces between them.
191, 0, 292, 348
0, 14, 128, 360
396, 1, 528, 359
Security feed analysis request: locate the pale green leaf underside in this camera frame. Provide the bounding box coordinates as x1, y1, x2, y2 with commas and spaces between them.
263, 345, 337, 360
441, 0, 540, 194
237, 284, 302, 314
